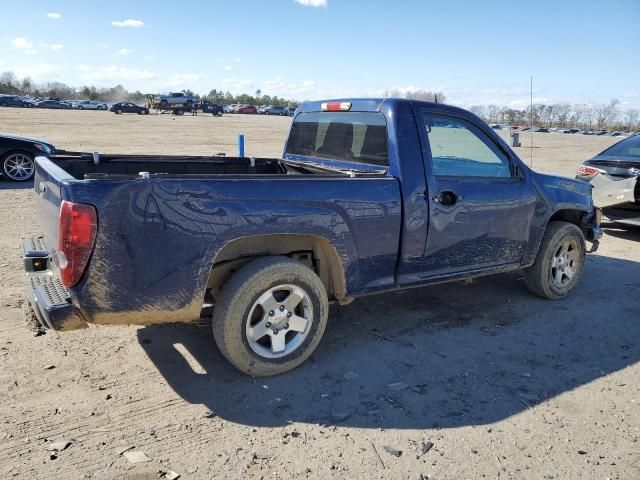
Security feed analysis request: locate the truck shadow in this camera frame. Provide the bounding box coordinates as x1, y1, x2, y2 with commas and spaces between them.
138, 254, 639, 429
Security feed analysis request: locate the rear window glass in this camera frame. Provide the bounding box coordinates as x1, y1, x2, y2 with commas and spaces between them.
600, 135, 640, 158
286, 112, 388, 166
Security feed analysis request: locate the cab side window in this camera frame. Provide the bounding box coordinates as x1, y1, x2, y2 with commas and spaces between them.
422, 113, 511, 178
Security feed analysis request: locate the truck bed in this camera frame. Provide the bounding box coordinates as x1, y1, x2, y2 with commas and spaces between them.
48, 153, 298, 179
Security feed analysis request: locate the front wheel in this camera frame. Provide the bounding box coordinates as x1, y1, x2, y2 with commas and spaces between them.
212, 256, 328, 377
524, 221, 586, 299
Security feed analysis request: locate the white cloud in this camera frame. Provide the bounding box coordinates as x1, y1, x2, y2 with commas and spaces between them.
47, 12, 62, 19
43, 43, 64, 51
222, 78, 254, 91
232, 57, 241, 63
116, 48, 133, 55
224, 65, 233, 71
25, 49, 38, 55
80, 65, 157, 83
111, 19, 144, 28
12, 64, 62, 80
12, 37, 33, 49
294, 0, 327, 7
95, 42, 110, 49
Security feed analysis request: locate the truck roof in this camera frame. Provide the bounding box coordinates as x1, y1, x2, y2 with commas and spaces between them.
298, 98, 474, 118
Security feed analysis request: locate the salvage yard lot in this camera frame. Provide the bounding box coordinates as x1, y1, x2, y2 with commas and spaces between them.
0, 109, 638, 479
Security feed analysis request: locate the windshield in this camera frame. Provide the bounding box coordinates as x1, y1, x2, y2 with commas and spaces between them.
286, 111, 389, 167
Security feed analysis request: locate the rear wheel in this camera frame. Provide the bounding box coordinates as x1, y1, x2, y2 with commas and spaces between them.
212, 256, 328, 377
77, 105, 83, 110
116, 108, 122, 114
2, 152, 35, 182
524, 221, 586, 299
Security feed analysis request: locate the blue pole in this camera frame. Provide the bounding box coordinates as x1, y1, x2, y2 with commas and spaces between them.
237, 134, 245, 157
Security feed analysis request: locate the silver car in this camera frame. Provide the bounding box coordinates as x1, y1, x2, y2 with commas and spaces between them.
75, 100, 108, 111
576, 134, 640, 226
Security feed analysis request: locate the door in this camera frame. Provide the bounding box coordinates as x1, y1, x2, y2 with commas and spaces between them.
417, 109, 537, 277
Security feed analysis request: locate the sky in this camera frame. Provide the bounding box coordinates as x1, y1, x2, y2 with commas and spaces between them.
1, 0, 639, 109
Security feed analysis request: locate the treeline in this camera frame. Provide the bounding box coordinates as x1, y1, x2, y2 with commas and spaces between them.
0, 71, 299, 107
470, 100, 639, 132
204, 89, 298, 107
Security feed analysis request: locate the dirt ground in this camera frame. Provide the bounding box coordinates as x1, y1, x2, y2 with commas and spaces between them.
0, 109, 638, 480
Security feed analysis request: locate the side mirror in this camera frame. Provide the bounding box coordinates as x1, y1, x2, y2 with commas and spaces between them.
514, 164, 526, 181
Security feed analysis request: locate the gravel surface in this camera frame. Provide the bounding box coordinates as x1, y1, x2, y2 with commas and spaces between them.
0, 109, 638, 479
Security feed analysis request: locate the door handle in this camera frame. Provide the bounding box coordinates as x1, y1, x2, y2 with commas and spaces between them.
432, 191, 459, 206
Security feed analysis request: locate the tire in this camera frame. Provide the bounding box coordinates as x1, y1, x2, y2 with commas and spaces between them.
77, 105, 83, 110
2, 151, 35, 182
138, 109, 144, 115
212, 256, 329, 377
0, 102, 7, 107
524, 221, 586, 299
159, 100, 168, 109
116, 109, 122, 114
216, 110, 223, 117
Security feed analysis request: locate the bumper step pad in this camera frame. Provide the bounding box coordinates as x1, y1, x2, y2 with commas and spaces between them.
26, 273, 86, 331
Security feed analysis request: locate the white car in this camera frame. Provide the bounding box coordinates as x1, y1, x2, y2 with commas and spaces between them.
75, 100, 108, 111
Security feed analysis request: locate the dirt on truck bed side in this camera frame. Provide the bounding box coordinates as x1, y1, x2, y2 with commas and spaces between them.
0, 110, 638, 479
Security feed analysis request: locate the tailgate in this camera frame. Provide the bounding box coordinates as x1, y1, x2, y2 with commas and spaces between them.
33, 156, 76, 250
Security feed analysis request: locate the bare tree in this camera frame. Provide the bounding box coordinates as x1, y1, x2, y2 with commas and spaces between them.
469, 105, 488, 121
623, 109, 639, 131
404, 89, 447, 103
593, 99, 620, 129
383, 88, 403, 98
554, 103, 572, 128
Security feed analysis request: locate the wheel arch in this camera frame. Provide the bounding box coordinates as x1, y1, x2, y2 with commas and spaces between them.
205, 234, 347, 304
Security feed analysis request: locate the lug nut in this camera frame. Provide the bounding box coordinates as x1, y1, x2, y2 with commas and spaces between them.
266, 322, 271, 328
279, 305, 285, 311
284, 324, 289, 330
273, 329, 279, 335
269, 310, 274, 316
286, 312, 292, 317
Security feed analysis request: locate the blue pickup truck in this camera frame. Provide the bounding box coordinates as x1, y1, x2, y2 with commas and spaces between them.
24, 98, 602, 376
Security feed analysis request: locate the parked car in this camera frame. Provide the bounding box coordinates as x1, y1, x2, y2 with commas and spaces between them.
200, 101, 224, 116
24, 98, 602, 376
263, 106, 287, 116
75, 100, 108, 111
157, 92, 197, 109
0, 95, 34, 108
534, 127, 549, 133
286, 106, 296, 116
576, 134, 640, 226
236, 105, 258, 114
1, 133, 54, 182
36, 100, 71, 109
110, 102, 149, 115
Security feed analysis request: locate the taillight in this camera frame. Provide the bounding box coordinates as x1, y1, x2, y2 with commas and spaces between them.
58, 201, 97, 287
321, 102, 351, 112
577, 164, 606, 177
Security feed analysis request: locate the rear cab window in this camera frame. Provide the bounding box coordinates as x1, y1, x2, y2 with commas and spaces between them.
286, 111, 389, 167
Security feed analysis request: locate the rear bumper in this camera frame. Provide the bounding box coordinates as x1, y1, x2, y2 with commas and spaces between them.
23, 236, 87, 331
